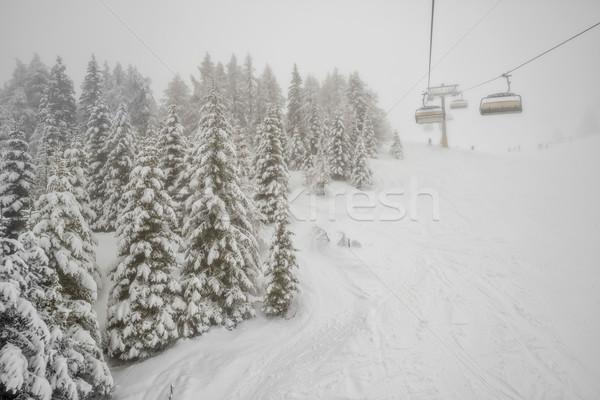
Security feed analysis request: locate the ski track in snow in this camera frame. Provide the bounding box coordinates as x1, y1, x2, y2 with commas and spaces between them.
99, 137, 600, 400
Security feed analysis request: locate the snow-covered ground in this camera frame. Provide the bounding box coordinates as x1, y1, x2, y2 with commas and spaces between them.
96, 135, 600, 400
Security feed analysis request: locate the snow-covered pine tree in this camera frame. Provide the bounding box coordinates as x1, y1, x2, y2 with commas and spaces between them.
124, 67, 157, 137
97, 102, 137, 231
180, 84, 261, 336
362, 106, 378, 157
64, 132, 95, 225
346, 72, 368, 134
17, 231, 83, 400
303, 74, 322, 156
262, 198, 299, 317
44, 56, 77, 148
241, 54, 257, 133
158, 104, 187, 203
77, 55, 103, 131
256, 66, 284, 133
85, 99, 112, 230
31, 159, 112, 397
390, 129, 404, 160
288, 125, 310, 171
254, 104, 289, 222
328, 107, 351, 180
0, 230, 52, 400
232, 123, 252, 180
351, 133, 373, 189
308, 144, 330, 196
106, 139, 183, 361
225, 54, 245, 125
286, 64, 305, 165
0, 128, 35, 239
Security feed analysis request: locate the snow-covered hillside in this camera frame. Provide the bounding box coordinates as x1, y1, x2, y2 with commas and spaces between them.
98, 135, 600, 400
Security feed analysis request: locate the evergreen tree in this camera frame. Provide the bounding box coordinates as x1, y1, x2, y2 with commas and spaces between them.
157, 104, 187, 228
362, 106, 378, 157
17, 231, 84, 400
351, 134, 373, 189
45, 56, 77, 147
241, 54, 257, 132
254, 105, 289, 222
106, 140, 182, 361
31, 160, 112, 398
0, 232, 52, 400
288, 125, 309, 172
162, 74, 193, 133
0, 128, 35, 239
180, 85, 261, 336
225, 54, 244, 125
346, 72, 368, 134
97, 103, 137, 231
320, 68, 346, 115
328, 107, 351, 180
303, 74, 322, 155
390, 129, 404, 160
158, 105, 187, 197
256, 65, 284, 131
262, 198, 299, 317
63, 132, 95, 225
232, 123, 252, 180
78, 55, 103, 131
125, 67, 156, 138
286, 64, 304, 144
85, 99, 112, 229
307, 144, 330, 196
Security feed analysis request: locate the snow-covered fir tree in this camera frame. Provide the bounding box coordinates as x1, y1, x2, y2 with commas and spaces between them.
328, 107, 351, 180
225, 54, 245, 125
77, 55, 103, 131
31, 160, 112, 397
84, 99, 112, 229
286, 64, 305, 165
158, 104, 187, 203
362, 106, 378, 157
390, 129, 404, 160
43, 56, 77, 148
288, 125, 310, 171
254, 104, 289, 222
106, 139, 183, 361
97, 102, 136, 231
180, 84, 261, 336
17, 231, 85, 400
241, 54, 257, 132
63, 132, 95, 225
262, 198, 299, 317
351, 133, 373, 189
0, 128, 35, 239
256, 66, 284, 135
0, 230, 52, 400
124, 66, 157, 137
303, 74, 322, 155
307, 144, 330, 196
232, 123, 252, 179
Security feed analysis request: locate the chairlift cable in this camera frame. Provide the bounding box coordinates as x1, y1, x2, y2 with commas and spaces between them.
384, 0, 504, 116
427, 0, 435, 89
462, 21, 600, 93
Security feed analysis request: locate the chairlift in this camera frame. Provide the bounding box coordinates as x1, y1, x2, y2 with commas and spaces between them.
480, 74, 522, 115
415, 92, 445, 124
450, 93, 468, 109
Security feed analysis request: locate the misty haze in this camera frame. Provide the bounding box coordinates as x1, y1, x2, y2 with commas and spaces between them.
1, 1, 599, 399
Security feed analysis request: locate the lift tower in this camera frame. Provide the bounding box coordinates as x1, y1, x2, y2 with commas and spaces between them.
427, 83, 458, 148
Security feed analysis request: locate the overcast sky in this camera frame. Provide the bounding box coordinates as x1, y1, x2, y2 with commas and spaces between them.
1, 0, 599, 152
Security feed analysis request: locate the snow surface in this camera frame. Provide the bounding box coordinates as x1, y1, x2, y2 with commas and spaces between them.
95, 136, 600, 399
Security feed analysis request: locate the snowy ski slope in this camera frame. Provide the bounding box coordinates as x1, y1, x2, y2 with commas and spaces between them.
96, 135, 600, 400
